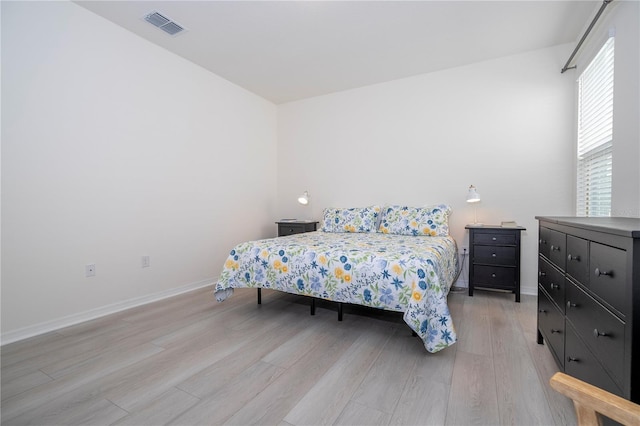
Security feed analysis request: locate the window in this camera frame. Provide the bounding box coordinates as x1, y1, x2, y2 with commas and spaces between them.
576, 37, 614, 217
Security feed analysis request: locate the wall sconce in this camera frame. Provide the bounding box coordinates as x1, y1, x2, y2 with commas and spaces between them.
297, 190, 310, 205
466, 185, 482, 225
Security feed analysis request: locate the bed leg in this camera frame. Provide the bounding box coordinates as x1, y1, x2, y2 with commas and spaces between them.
310, 298, 316, 315
257, 288, 262, 305
338, 302, 343, 321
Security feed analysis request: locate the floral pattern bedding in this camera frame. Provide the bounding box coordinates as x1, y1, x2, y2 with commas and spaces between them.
215, 231, 458, 352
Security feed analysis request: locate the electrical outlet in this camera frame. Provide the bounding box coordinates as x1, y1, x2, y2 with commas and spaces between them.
142, 256, 150, 268
85, 263, 96, 277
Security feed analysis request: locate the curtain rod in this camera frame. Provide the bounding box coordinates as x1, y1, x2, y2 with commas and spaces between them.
561, 0, 613, 74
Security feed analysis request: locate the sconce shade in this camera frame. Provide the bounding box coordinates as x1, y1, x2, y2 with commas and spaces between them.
467, 185, 481, 203
298, 191, 309, 205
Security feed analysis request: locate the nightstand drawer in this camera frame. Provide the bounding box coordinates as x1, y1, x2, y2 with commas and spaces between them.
279, 224, 306, 236
474, 245, 516, 266
276, 221, 319, 237
473, 265, 515, 289
474, 232, 516, 246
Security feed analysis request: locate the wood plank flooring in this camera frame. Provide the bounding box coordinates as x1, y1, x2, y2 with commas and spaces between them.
1, 287, 576, 425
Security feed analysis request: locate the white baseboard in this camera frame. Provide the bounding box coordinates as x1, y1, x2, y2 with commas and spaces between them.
1, 279, 215, 346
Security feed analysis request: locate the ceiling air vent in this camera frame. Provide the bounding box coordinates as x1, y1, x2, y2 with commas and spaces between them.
143, 11, 186, 36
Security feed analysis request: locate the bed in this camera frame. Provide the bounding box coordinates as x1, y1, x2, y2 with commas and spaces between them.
214, 204, 459, 353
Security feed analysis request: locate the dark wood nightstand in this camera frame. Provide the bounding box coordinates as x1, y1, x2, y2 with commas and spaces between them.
276, 220, 319, 236
466, 225, 526, 302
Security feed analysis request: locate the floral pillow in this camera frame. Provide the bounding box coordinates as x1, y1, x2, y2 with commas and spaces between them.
379, 204, 452, 236
322, 206, 381, 233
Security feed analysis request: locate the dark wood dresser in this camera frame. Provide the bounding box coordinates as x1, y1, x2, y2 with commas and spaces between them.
536, 216, 640, 404
466, 225, 526, 302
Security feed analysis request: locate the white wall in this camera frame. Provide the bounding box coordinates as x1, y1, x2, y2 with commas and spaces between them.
572, 0, 640, 218
1, 1, 277, 341
277, 44, 577, 294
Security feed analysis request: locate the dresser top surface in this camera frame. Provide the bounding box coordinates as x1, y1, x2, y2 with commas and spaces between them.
536, 216, 640, 238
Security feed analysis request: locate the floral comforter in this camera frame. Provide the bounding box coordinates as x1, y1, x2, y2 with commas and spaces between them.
214, 231, 458, 352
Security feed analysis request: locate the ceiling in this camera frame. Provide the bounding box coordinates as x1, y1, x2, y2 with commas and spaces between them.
74, 1, 599, 104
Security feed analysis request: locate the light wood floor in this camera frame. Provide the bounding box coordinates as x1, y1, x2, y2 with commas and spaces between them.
1, 286, 576, 425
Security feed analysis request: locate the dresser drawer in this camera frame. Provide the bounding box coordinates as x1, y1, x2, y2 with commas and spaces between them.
540, 227, 566, 271
538, 257, 565, 312
565, 323, 623, 398
566, 235, 589, 286
538, 289, 565, 368
474, 245, 516, 266
473, 265, 515, 290
566, 281, 625, 387
474, 232, 516, 245
589, 242, 627, 316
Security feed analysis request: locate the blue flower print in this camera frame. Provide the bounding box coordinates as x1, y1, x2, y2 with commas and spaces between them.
392, 277, 404, 290
382, 269, 391, 279
282, 256, 288, 263
311, 275, 321, 291
441, 329, 453, 343
319, 267, 328, 277
439, 315, 448, 326
244, 272, 251, 282
340, 255, 347, 263
344, 263, 352, 271
380, 287, 394, 304
419, 280, 427, 290
297, 279, 304, 291
417, 269, 426, 279
279, 250, 285, 256
255, 268, 265, 282
261, 260, 268, 268
363, 289, 372, 302
420, 320, 429, 334
230, 249, 236, 256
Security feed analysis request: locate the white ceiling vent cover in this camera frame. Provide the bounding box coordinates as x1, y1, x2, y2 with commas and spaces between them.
143, 11, 186, 36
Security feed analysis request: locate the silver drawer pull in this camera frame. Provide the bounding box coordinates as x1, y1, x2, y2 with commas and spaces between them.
567, 254, 580, 261
539, 309, 547, 313
567, 357, 579, 363
594, 268, 613, 277
491, 273, 496, 278
551, 329, 561, 334
550, 283, 559, 290
492, 253, 497, 257
539, 239, 547, 245
593, 329, 608, 338
492, 237, 497, 241
550, 245, 560, 252
567, 301, 577, 308
538, 271, 546, 277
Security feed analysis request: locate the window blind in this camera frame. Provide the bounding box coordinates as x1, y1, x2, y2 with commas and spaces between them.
576, 37, 614, 217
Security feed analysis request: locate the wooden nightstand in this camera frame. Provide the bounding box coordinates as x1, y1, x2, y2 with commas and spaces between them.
276, 220, 319, 236
466, 225, 526, 302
